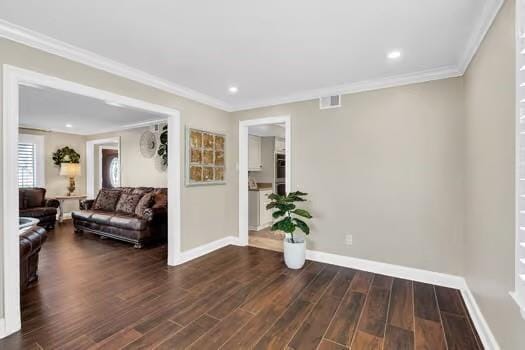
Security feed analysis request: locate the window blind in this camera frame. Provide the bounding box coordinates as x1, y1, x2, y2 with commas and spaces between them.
18, 142, 36, 188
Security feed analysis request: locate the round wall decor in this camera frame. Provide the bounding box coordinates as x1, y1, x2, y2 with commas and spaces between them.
139, 130, 156, 158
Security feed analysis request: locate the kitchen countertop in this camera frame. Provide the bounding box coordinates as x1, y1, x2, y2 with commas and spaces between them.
249, 182, 273, 192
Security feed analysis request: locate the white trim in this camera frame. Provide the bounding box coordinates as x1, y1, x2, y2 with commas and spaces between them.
86, 137, 120, 199
0, 20, 230, 112
2, 65, 182, 338
238, 115, 291, 246
233, 66, 462, 112
305, 248, 500, 349
176, 236, 240, 265
305, 249, 466, 289
0, 1, 503, 113
462, 289, 501, 350
18, 133, 45, 187
20, 118, 168, 136
457, 0, 504, 73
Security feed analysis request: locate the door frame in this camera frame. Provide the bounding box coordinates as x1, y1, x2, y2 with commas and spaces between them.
238, 115, 291, 246
1, 65, 182, 337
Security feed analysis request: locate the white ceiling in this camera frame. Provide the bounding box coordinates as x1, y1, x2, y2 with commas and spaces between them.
0, 0, 502, 111
19, 85, 166, 135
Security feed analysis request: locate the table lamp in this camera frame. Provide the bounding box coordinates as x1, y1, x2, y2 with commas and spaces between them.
60, 163, 81, 196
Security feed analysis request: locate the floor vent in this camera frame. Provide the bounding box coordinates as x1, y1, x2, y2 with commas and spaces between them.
319, 95, 341, 109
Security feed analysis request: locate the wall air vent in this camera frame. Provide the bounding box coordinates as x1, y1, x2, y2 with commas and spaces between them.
319, 95, 341, 110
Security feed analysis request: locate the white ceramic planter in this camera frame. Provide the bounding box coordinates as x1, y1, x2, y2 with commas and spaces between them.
283, 237, 306, 269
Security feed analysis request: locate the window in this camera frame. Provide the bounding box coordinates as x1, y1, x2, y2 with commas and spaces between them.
109, 157, 120, 187
18, 134, 45, 188
17, 142, 36, 187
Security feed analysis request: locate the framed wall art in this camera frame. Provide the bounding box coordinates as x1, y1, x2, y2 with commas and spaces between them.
186, 127, 226, 186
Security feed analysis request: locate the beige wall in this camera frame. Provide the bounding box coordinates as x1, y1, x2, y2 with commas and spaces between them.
464, 0, 525, 348
18, 128, 87, 213
233, 77, 466, 276
89, 126, 168, 189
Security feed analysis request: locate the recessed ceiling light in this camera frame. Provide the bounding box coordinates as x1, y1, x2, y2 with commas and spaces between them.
387, 50, 402, 60
65, 124, 73, 128
228, 86, 239, 94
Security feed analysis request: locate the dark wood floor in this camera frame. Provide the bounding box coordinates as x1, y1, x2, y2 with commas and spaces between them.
1, 221, 483, 349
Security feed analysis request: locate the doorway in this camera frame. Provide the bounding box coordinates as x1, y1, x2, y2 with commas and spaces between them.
238, 115, 291, 250
2, 65, 181, 337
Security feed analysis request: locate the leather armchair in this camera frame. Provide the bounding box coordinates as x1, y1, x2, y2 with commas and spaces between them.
19, 188, 59, 229
20, 226, 47, 292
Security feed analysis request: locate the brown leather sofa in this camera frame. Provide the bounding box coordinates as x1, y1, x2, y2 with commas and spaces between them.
72, 187, 167, 248
19, 188, 60, 230
20, 226, 47, 292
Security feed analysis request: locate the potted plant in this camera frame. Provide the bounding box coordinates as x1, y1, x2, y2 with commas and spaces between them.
267, 191, 312, 269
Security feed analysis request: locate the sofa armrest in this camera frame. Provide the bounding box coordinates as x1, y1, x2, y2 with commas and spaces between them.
45, 198, 60, 208
142, 207, 167, 222
79, 199, 95, 210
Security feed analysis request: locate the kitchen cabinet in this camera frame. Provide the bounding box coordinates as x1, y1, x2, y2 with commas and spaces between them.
275, 137, 286, 154
248, 135, 262, 171
249, 188, 273, 230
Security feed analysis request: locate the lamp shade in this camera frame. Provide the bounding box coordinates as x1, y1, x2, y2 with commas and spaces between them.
60, 163, 81, 177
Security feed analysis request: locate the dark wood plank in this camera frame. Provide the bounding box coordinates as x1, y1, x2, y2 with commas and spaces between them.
350, 271, 374, 293
89, 328, 142, 349
357, 285, 392, 337
188, 308, 254, 349
414, 317, 446, 350
299, 265, 339, 303
441, 312, 481, 350
156, 314, 218, 350
318, 339, 349, 350
254, 299, 313, 350
351, 331, 384, 349
122, 320, 181, 349
288, 293, 343, 350
387, 278, 414, 331
384, 325, 414, 350
413, 282, 440, 322
324, 291, 366, 346
325, 268, 356, 298
435, 286, 465, 316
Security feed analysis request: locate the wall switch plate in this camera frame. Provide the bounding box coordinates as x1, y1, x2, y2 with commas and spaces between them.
345, 234, 353, 245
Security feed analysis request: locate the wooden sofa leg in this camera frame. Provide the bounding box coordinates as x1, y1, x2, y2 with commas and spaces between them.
133, 243, 143, 249
74, 228, 83, 234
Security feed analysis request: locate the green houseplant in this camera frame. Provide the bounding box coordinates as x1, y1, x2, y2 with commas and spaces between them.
267, 191, 312, 269
52, 146, 80, 166
157, 125, 168, 165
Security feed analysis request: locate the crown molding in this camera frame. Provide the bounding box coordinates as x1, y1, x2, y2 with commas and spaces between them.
458, 0, 504, 74
0, 0, 503, 113
232, 66, 463, 112
0, 20, 232, 112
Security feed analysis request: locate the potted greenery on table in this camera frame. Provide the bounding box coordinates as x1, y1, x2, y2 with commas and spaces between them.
267, 191, 312, 269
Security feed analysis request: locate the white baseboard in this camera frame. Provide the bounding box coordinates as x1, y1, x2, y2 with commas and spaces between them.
305, 249, 466, 289
176, 235, 240, 265
461, 288, 500, 350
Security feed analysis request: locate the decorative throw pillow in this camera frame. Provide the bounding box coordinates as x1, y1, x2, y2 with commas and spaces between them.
152, 191, 168, 209
115, 193, 142, 215
135, 192, 155, 218
93, 189, 121, 211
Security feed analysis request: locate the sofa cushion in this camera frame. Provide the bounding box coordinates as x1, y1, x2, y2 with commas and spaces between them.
71, 210, 96, 221
93, 189, 121, 211
90, 212, 113, 225
23, 188, 46, 208
110, 214, 148, 231
20, 207, 57, 218
135, 192, 155, 217
115, 193, 142, 215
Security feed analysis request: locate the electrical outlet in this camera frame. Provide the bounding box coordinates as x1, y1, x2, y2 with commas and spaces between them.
345, 234, 353, 245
